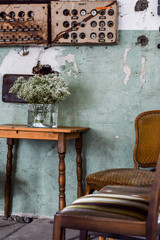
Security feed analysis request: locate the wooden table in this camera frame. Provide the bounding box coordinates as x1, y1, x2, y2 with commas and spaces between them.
0, 124, 89, 218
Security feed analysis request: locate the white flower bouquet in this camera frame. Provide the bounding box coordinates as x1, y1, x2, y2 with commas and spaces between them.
9, 73, 70, 104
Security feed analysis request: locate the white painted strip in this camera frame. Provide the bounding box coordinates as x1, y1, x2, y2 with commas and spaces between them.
123, 48, 131, 85
118, 0, 160, 30
140, 56, 146, 88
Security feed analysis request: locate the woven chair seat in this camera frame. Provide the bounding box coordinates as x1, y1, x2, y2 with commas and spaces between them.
86, 168, 154, 190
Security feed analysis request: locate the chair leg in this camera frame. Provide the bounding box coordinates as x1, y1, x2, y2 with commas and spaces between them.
80, 230, 88, 240
53, 213, 63, 240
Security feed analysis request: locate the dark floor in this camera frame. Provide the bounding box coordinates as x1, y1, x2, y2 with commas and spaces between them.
0, 216, 100, 240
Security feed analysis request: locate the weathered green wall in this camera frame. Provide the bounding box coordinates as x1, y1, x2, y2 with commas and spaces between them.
0, 30, 159, 217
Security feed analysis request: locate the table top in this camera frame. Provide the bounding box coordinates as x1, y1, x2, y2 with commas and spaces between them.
0, 124, 90, 133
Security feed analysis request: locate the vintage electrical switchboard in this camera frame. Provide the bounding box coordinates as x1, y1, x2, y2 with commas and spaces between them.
51, 0, 118, 45
0, 3, 48, 46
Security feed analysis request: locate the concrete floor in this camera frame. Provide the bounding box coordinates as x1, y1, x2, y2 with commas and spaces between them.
0, 216, 100, 240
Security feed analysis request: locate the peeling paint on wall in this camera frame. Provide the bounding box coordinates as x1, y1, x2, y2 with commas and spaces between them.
66, 69, 72, 76
58, 53, 79, 78
140, 56, 146, 88
123, 48, 131, 85
0, 47, 63, 76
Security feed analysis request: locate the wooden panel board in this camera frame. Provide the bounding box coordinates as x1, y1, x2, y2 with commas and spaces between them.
0, 3, 48, 46
51, 0, 118, 45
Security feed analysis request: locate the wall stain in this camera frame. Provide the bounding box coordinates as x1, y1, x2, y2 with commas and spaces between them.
135, 0, 148, 11
136, 35, 149, 46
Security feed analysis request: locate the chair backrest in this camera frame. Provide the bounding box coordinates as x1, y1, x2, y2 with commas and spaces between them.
133, 110, 160, 168
146, 153, 160, 239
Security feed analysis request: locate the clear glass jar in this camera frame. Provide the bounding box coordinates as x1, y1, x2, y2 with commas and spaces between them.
28, 104, 58, 128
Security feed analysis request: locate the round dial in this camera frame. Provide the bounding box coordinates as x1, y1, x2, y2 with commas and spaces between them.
90, 32, 97, 39
63, 21, 70, 28
9, 11, 15, 18
63, 9, 69, 16
28, 11, 34, 18
71, 9, 78, 16
107, 32, 113, 39
80, 22, 86, 27
99, 21, 105, 27
18, 11, 25, 17
100, 9, 106, 15
71, 21, 78, 28
79, 32, 86, 39
91, 9, 97, 16
91, 21, 97, 27
99, 32, 105, 39
107, 21, 114, 27
0, 12, 6, 18
63, 33, 69, 39
80, 9, 86, 16
108, 9, 114, 16
71, 32, 77, 39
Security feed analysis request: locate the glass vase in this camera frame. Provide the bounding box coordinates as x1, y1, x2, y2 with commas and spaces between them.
28, 104, 58, 128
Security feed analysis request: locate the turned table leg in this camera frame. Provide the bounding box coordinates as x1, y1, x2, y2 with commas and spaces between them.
76, 134, 83, 198
58, 133, 66, 210
5, 138, 14, 218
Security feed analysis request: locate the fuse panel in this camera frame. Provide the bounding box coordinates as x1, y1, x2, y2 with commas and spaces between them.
51, 0, 118, 45
0, 3, 48, 46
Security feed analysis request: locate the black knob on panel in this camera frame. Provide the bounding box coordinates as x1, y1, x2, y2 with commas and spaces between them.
108, 9, 114, 16
107, 21, 114, 27
80, 9, 86, 16
0, 12, 6, 18
80, 22, 86, 28
28, 11, 34, 18
99, 32, 105, 39
91, 21, 97, 27
79, 32, 86, 39
71, 32, 77, 39
71, 21, 78, 28
63, 9, 69, 16
63, 33, 69, 39
18, 11, 25, 17
71, 9, 78, 16
91, 9, 97, 16
107, 32, 113, 39
99, 21, 105, 27
90, 32, 97, 39
100, 9, 106, 15
63, 21, 70, 28
9, 11, 15, 18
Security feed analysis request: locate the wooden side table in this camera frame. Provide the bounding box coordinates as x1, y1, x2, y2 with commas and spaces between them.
0, 124, 89, 218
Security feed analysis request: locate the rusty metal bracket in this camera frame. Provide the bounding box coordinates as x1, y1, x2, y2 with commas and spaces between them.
2, 74, 33, 103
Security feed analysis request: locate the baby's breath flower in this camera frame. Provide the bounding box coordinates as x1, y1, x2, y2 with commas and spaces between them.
9, 74, 70, 104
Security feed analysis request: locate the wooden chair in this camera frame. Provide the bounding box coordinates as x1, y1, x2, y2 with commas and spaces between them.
53, 154, 160, 240
86, 110, 160, 195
